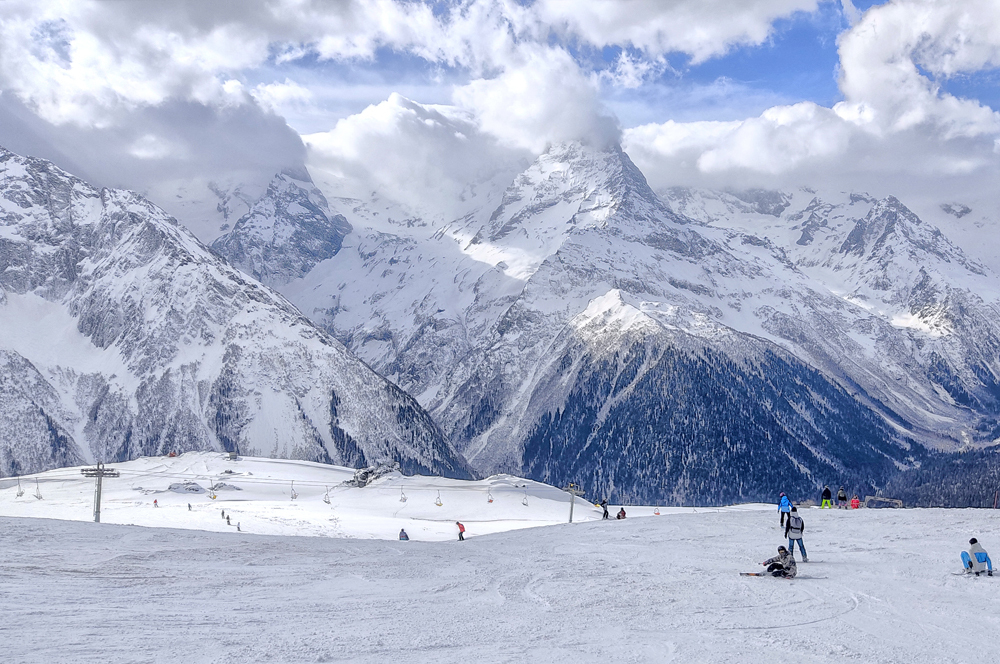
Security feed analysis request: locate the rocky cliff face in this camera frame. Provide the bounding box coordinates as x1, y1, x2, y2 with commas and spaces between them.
0, 147, 471, 479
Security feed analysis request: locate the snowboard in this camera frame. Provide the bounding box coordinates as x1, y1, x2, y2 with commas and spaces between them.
740, 572, 766, 576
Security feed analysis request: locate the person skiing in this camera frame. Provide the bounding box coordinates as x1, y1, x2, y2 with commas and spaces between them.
778, 492, 792, 526
221, 509, 225, 519
850, 495, 861, 510
188, 503, 192, 511
965, 538, 994, 576
399, 528, 409, 541
837, 487, 848, 509
820, 486, 832, 508
237, 523, 241, 532
226, 515, 231, 526
153, 499, 158, 508
762, 546, 797, 578
616, 507, 627, 520
601, 499, 610, 520
784, 506, 808, 561
456, 521, 466, 541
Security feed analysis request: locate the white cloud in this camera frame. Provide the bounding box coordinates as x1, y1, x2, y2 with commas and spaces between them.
453, 45, 621, 153
534, 0, 821, 63
304, 93, 530, 220
623, 0, 1000, 196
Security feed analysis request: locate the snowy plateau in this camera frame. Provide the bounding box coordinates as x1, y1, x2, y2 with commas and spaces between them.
1, 452, 999, 663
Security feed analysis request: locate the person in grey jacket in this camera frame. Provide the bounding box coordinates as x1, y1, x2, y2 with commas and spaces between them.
762, 546, 797, 578
784, 506, 808, 561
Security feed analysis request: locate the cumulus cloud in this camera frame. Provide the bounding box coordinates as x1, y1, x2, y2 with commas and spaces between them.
304, 94, 530, 220
535, 0, 820, 63
624, 0, 1000, 200
453, 45, 621, 153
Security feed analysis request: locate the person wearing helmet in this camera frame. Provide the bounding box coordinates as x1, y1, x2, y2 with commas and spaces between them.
850, 495, 861, 509
820, 486, 832, 508
762, 546, 797, 578
778, 492, 792, 526
837, 487, 848, 509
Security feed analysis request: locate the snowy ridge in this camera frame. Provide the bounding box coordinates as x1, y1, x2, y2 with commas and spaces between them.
207, 129, 1000, 502
0, 147, 470, 479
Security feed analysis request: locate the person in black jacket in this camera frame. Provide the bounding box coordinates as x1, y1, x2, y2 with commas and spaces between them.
820, 486, 832, 508
784, 506, 808, 561
601, 499, 609, 520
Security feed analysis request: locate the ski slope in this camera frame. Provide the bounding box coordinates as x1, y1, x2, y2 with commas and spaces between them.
2, 502, 998, 663
0, 452, 611, 540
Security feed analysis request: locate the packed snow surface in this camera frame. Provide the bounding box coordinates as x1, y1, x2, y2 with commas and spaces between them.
0, 452, 604, 540
2, 453, 999, 663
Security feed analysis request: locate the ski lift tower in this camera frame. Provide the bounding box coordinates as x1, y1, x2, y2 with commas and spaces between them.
563, 483, 584, 523
81, 462, 119, 523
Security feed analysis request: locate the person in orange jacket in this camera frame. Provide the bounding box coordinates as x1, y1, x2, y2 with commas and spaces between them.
850, 495, 861, 509
456, 521, 466, 541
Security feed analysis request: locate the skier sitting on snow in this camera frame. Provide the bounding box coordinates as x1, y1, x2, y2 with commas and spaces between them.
820, 486, 832, 508
762, 546, 797, 578
399, 529, 409, 541
965, 538, 993, 576
837, 487, 848, 508
616, 508, 626, 520
850, 495, 861, 509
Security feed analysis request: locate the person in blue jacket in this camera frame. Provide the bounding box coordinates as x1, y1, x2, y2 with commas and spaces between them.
399, 528, 409, 541
778, 492, 792, 527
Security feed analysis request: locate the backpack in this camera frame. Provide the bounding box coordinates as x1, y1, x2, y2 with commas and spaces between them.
788, 515, 803, 535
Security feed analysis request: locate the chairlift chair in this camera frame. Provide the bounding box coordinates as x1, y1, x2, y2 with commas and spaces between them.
399, 488, 407, 503
16, 477, 24, 498
323, 486, 331, 504
34, 477, 42, 500
522, 490, 529, 507
435, 490, 443, 507
487, 489, 494, 504
290, 480, 298, 500
654, 507, 661, 515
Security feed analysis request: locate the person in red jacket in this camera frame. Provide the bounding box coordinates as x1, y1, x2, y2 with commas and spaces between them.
456, 521, 466, 541
850, 495, 861, 509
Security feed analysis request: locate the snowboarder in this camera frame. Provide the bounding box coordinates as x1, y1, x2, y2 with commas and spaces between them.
762, 546, 797, 578
850, 495, 861, 510
784, 506, 808, 561
778, 492, 792, 526
399, 529, 409, 541
617, 507, 627, 520
221, 509, 225, 519
820, 486, 832, 508
456, 521, 466, 541
153, 499, 158, 508
964, 538, 994, 576
237, 523, 241, 532
188, 503, 192, 511
226, 515, 231, 526
837, 487, 848, 509
601, 499, 609, 520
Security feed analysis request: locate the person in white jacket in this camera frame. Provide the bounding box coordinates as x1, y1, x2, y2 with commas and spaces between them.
966, 538, 994, 576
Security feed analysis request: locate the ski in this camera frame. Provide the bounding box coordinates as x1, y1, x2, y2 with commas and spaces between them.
740, 572, 766, 576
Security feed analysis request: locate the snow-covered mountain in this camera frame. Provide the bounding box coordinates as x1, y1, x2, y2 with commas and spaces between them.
208, 135, 1000, 503
0, 147, 471, 479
